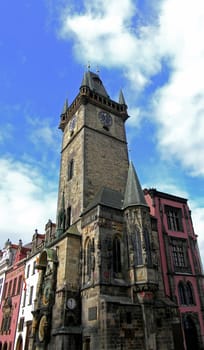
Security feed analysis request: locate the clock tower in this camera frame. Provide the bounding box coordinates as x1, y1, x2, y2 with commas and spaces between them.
56, 70, 129, 234
31, 71, 182, 350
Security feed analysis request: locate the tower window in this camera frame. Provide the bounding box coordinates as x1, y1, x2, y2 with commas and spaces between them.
68, 159, 74, 180
143, 228, 152, 266
113, 236, 122, 274
66, 206, 71, 228
132, 231, 143, 265
165, 206, 183, 231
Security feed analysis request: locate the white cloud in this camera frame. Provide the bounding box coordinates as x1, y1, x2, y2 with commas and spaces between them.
153, 0, 204, 176
190, 202, 204, 268
58, 0, 204, 177
0, 157, 57, 248
26, 116, 59, 147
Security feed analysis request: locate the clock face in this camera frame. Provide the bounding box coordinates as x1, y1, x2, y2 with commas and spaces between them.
67, 298, 76, 310
98, 111, 112, 127
69, 116, 77, 131
38, 315, 47, 342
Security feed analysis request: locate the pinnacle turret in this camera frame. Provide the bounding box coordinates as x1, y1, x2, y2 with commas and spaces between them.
61, 98, 68, 114
123, 161, 148, 209
119, 89, 126, 105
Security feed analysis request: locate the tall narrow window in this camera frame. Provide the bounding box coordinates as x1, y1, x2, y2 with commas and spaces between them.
113, 237, 122, 274
86, 239, 92, 280
8, 281, 12, 297
66, 206, 71, 228
178, 282, 187, 305
32, 261, 36, 275
132, 231, 143, 265
143, 229, 152, 266
28, 286, 34, 305
172, 245, 185, 267
165, 206, 183, 231
17, 276, 23, 295
3, 282, 8, 299
68, 159, 74, 180
22, 290, 26, 307
186, 282, 195, 305
26, 265, 30, 278
12, 278, 17, 296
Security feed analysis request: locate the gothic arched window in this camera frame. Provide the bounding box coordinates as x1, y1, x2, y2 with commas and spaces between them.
178, 282, 187, 305
143, 228, 152, 266
132, 230, 143, 266
186, 282, 195, 305
113, 237, 122, 274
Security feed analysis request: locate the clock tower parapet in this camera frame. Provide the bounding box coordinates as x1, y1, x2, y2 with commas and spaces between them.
59, 71, 129, 131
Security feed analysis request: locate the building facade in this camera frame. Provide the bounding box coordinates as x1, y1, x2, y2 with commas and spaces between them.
14, 231, 45, 350
0, 240, 30, 350
145, 189, 204, 349
29, 71, 185, 350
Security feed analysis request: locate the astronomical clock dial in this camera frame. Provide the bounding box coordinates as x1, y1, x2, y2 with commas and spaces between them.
67, 297, 76, 310
38, 315, 47, 342
98, 111, 112, 127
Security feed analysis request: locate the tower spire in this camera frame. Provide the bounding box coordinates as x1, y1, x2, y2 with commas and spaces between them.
119, 89, 126, 105
123, 161, 147, 209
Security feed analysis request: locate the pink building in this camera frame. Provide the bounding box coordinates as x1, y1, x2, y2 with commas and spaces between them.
0, 240, 31, 350
144, 188, 204, 350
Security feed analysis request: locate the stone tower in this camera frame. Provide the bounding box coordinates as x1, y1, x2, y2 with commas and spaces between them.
30, 71, 184, 350
56, 70, 129, 233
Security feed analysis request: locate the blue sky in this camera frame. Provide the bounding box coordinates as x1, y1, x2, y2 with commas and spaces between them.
0, 0, 204, 262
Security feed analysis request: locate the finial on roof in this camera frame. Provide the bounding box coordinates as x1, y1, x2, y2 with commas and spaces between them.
62, 98, 68, 114
87, 62, 91, 71
123, 161, 148, 209
119, 89, 126, 105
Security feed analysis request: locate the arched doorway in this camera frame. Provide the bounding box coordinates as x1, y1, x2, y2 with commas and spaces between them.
183, 316, 199, 350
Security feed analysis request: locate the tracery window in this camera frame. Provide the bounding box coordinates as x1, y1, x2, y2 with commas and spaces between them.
178, 281, 195, 305
132, 231, 143, 265
143, 228, 152, 266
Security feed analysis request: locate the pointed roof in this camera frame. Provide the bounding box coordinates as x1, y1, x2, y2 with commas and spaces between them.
81, 71, 109, 98
119, 89, 126, 105
123, 162, 148, 209
62, 98, 68, 114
